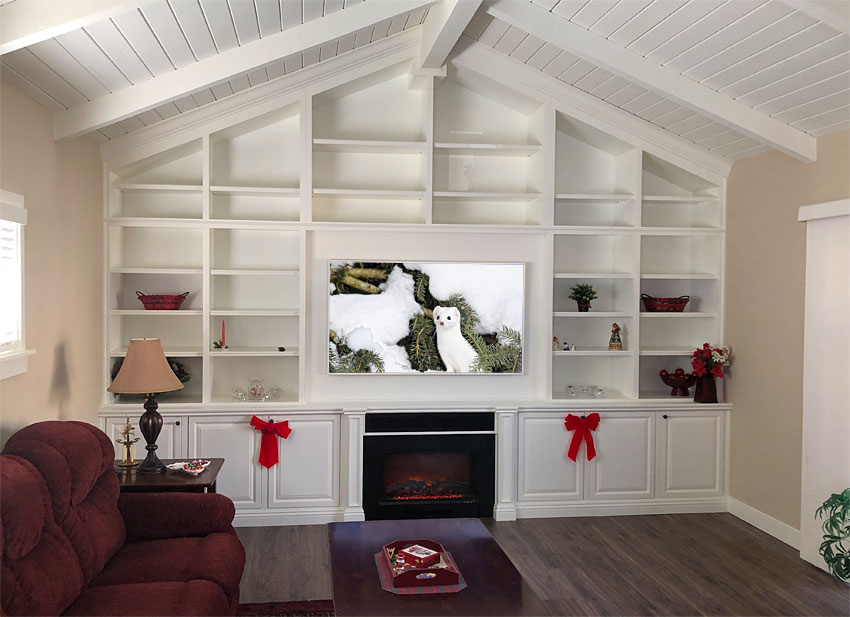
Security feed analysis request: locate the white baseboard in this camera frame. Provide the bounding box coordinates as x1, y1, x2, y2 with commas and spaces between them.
727, 497, 800, 549
515, 498, 727, 519
233, 507, 346, 527
494, 503, 517, 521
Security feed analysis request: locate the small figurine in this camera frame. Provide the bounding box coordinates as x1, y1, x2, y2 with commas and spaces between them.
552, 336, 560, 351
608, 322, 623, 351
571, 343, 577, 351
563, 341, 571, 351
115, 417, 140, 467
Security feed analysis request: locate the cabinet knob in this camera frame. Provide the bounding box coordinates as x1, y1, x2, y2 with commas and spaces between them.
662, 414, 668, 419
175, 420, 181, 426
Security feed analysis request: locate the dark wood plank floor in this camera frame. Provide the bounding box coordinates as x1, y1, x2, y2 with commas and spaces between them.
236, 513, 848, 616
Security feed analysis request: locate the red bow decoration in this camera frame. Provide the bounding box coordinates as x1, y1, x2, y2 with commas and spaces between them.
564, 413, 600, 462
250, 416, 292, 468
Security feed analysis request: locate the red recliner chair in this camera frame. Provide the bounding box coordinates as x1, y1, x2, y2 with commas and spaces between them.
0, 421, 245, 616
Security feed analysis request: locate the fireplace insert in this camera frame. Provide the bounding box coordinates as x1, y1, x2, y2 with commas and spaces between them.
363, 412, 495, 520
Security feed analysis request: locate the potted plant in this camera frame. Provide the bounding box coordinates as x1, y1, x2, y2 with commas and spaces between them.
569, 283, 598, 312
691, 343, 731, 403
816, 488, 850, 582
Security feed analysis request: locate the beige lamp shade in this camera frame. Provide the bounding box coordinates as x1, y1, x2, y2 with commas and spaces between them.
107, 338, 184, 394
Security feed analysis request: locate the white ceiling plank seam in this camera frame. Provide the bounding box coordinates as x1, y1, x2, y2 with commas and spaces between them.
485, 0, 817, 162
54, 0, 433, 140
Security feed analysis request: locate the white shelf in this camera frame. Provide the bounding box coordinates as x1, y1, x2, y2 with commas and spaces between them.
553, 349, 633, 356
211, 186, 299, 195
110, 347, 203, 357
434, 191, 541, 202
553, 311, 632, 318
641, 273, 718, 280
110, 268, 203, 275
640, 312, 717, 318
556, 193, 633, 203
210, 310, 299, 316
313, 188, 425, 199
554, 272, 634, 279
117, 183, 203, 192
111, 309, 202, 316
312, 138, 426, 153
211, 269, 299, 276
210, 346, 299, 357
434, 142, 541, 156
642, 195, 720, 204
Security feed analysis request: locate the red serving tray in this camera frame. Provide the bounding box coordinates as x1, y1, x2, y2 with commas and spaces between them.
381, 539, 460, 587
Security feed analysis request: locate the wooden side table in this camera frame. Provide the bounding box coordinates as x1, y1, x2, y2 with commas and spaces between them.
115, 458, 224, 493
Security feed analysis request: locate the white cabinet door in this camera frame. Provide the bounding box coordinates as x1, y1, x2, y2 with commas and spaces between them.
657, 411, 724, 498
104, 415, 185, 461
518, 414, 583, 501
268, 415, 339, 508
188, 415, 264, 509
586, 412, 654, 500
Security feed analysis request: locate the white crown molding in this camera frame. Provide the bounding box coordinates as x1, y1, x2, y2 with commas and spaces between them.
450, 38, 732, 182
100, 28, 422, 169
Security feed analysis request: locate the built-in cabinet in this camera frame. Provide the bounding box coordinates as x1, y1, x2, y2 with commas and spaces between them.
100, 56, 731, 526
517, 409, 725, 516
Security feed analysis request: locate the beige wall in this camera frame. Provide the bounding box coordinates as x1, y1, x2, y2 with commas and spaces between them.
726, 129, 850, 529
0, 79, 103, 445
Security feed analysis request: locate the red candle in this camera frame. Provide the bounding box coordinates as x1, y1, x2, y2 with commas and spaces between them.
221, 320, 225, 347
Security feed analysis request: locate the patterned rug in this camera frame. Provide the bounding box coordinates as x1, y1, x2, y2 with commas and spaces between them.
237, 600, 334, 617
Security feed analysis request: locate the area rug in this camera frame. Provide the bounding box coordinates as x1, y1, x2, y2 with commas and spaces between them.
236, 600, 334, 617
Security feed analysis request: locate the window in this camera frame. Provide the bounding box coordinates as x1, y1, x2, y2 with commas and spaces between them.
0, 189, 33, 379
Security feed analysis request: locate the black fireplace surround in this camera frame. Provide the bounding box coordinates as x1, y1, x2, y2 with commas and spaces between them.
363, 412, 495, 520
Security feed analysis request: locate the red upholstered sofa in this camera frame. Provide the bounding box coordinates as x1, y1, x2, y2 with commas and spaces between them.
0, 421, 245, 616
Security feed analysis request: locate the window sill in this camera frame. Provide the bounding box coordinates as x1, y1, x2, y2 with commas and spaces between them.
0, 349, 36, 380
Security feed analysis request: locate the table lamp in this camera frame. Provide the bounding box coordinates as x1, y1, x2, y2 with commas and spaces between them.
108, 338, 183, 472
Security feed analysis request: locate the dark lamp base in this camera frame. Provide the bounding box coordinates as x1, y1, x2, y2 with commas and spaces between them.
137, 393, 167, 473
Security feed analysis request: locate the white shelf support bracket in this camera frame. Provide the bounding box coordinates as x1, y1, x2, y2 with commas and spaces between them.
342, 410, 367, 522
495, 407, 518, 521
484, 0, 818, 163
418, 0, 483, 71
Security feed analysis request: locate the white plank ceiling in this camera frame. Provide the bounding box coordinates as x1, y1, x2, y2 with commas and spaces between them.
0, 0, 431, 143
1, 0, 848, 160
464, 0, 849, 160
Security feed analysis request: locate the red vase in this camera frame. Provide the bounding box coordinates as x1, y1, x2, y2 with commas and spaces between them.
694, 374, 718, 404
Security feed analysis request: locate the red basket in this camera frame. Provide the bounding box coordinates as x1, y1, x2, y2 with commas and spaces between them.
641, 294, 690, 312
136, 291, 189, 310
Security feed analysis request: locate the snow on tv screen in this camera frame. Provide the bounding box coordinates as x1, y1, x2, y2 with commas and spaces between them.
328, 261, 524, 374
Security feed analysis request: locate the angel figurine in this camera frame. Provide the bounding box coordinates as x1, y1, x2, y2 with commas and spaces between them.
608, 323, 623, 351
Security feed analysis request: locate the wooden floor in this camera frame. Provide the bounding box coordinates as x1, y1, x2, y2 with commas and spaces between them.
236, 513, 849, 616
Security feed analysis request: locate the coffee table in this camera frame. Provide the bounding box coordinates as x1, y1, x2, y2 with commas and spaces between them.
328, 518, 549, 616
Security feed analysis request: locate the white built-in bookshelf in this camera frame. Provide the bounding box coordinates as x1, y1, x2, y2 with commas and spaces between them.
104, 61, 725, 408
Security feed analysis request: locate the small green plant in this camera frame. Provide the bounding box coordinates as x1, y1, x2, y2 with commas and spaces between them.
815, 488, 850, 582
569, 283, 598, 307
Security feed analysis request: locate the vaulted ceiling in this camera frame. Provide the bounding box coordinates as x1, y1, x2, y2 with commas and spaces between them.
1, 0, 848, 163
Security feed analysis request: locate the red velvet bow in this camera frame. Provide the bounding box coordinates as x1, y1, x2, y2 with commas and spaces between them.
564, 413, 600, 462
250, 416, 292, 469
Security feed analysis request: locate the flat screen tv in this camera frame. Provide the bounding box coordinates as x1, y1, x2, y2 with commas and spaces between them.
328, 261, 524, 374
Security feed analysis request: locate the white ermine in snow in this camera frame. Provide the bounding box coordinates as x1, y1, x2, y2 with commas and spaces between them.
433, 306, 477, 373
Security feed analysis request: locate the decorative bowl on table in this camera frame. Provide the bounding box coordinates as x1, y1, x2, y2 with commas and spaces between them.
659, 369, 697, 397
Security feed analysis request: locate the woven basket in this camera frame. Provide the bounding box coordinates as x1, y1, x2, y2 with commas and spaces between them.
641, 294, 690, 312
136, 291, 189, 310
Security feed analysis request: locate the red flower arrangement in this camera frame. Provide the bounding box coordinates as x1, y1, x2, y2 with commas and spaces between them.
691, 343, 731, 378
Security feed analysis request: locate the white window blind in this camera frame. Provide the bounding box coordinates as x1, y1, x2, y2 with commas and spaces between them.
0, 191, 26, 352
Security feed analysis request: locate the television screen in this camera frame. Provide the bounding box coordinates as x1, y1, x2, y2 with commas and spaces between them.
328, 261, 524, 374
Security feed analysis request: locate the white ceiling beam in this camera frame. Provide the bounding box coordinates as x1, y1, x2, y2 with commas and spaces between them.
419, 0, 482, 70
54, 0, 432, 141
486, 0, 818, 162
0, 0, 158, 56
783, 1, 850, 35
